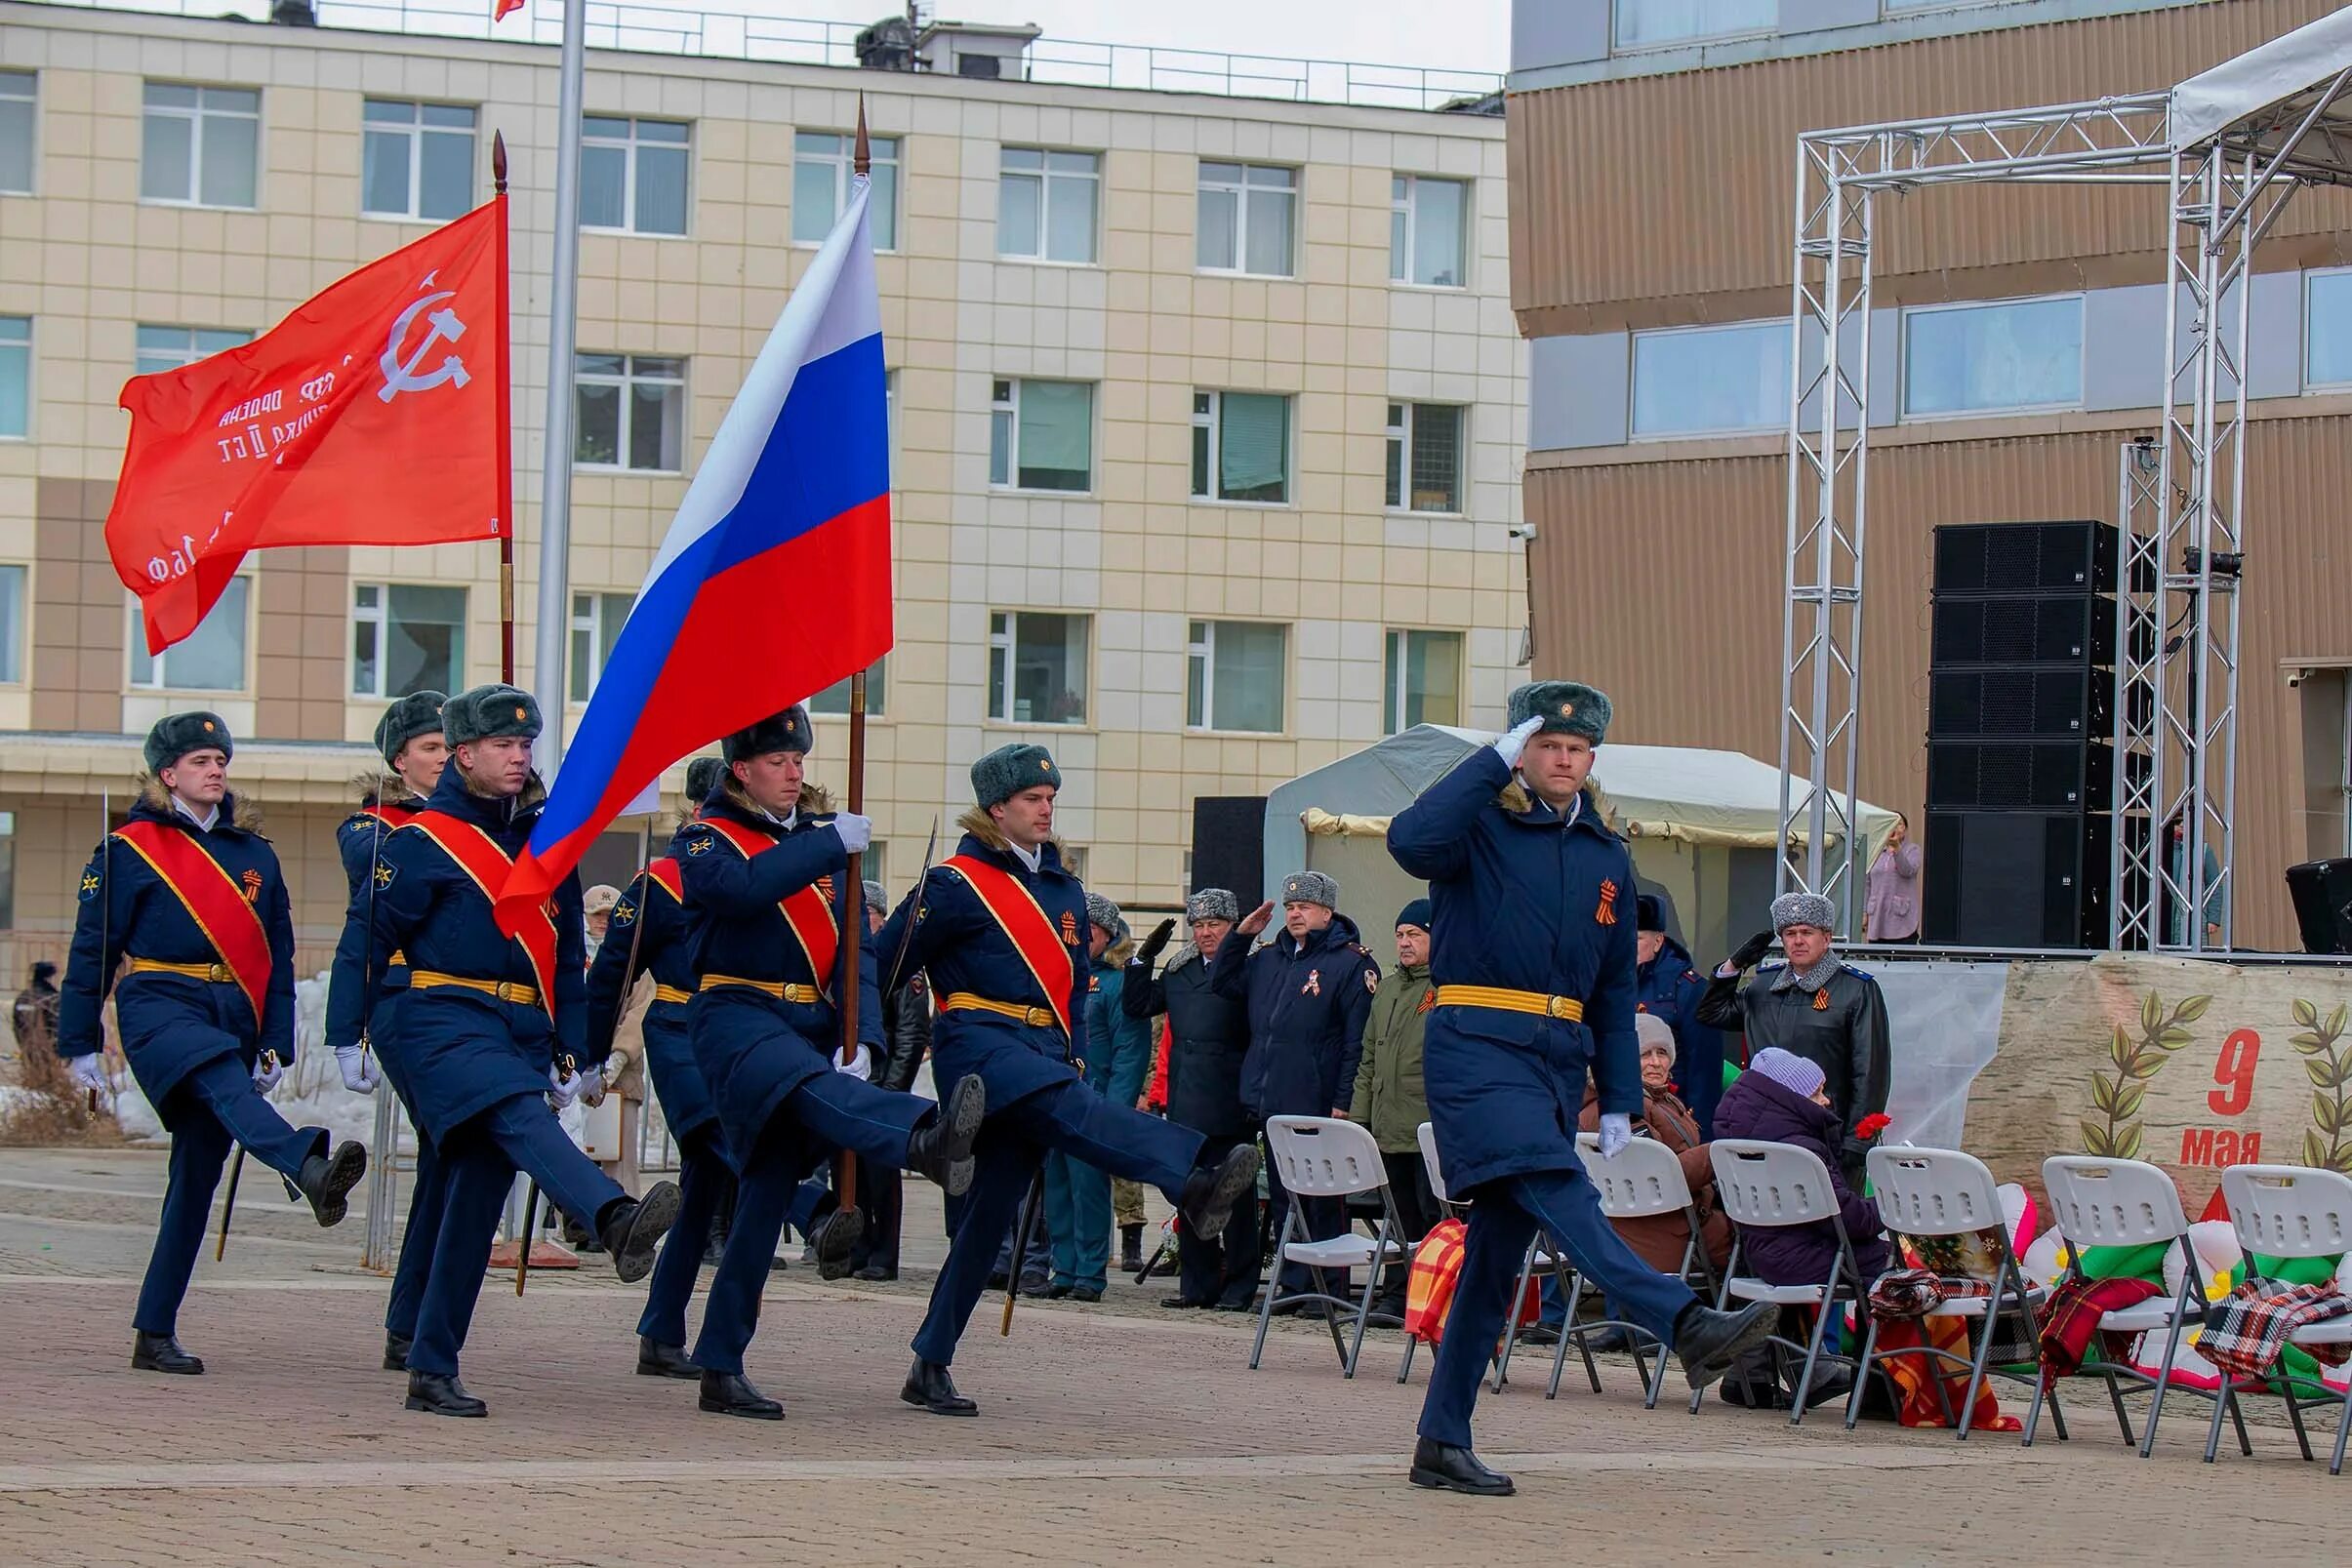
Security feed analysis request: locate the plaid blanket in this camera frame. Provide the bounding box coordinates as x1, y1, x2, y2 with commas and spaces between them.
2202, 1278, 2352, 1382
1868, 1268, 1996, 1321
2037, 1275, 2163, 1383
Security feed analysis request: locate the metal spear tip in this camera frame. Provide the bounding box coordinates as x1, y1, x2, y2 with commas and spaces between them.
492, 130, 507, 191
855, 94, 871, 176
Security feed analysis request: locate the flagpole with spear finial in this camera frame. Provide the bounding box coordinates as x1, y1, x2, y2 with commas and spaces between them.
834, 95, 875, 1213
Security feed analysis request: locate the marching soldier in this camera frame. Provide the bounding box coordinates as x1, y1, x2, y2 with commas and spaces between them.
1386, 682, 1775, 1495
877, 744, 1262, 1417
326, 689, 447, 1373
334, 683, 681, 1418
675, 706, 984, 1421
587, 756, 736, 1381
60, 712, 370, 1376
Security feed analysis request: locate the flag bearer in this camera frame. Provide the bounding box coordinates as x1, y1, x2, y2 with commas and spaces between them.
60, 712, 370, 1376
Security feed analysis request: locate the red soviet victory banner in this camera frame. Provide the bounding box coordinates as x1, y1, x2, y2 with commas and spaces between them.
107, 196, 510, 654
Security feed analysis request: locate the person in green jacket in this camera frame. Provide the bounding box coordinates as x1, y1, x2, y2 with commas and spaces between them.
1350, 899, 1439, 1318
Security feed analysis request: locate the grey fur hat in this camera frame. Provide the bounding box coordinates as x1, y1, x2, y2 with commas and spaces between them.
1770, 891, 1838, 933
685, 756, 724, 808
1186, 888, 1239, 923
372, 690, 447, 766
1083, 891, 1123, 940
1505, 680, 1612, 744
972, 743, 1061, 809
861, 879, 887, 911
442, 684, 543, 746
1280, 870, 1339, 910
143, 710, 232, 774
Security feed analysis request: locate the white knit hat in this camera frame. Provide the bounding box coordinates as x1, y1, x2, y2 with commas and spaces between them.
1635, 1013, 1676, 1059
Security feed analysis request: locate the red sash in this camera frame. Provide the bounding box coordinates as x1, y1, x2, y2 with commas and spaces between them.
942, 854, 1075, 1037
111, 819, 274, 1020
701, 817, 839, 999
362, 803, 419, 829
407, 811, 558, 1018
644, 857, 683, 904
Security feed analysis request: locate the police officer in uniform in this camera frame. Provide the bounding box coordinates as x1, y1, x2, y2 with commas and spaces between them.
61, 712, 371, 1375
676, 706, 984, 1421
1387, 682, 1777, 1495
333, 684, 682, 1418
327, 689, 447, 1372
878, 743, 1263, 1417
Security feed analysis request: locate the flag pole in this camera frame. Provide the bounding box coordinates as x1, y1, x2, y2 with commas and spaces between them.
530, 0, 587, 761
493, 131, 515, 684
834, 96, 874, 1211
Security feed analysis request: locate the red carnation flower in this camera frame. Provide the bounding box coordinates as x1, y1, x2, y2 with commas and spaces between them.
1854, 1113, 1892, 1141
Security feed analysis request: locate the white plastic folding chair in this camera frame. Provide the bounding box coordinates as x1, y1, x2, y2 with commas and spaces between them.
2028, 1154, 2232, 1457
1397, 1120, 1463, 1386
1853, 1146, 2056, 1439
1702, 1138, 1869, 1423
2209, 1163, 2352, 1472
1555, 1130, 1721, 1408
1250, 1115, 1411, 1379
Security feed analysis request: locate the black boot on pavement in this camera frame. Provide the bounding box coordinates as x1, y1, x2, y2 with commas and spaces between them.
1674, 1301, 1777, 1389
597, 1181, 683, 1285
699, 1370, 783, 1420
900, 1357, 977, 1417
1119, 1223, 1144, 1271
905, 1076, 986, 1193
807, 1205, 866, 1281
297, 1140, 369, 1227
132, 1331, 203, 1375
383, 1331, 412, 1373
405, 1371, 486, 1418
1408, 1437, 1515, 1497
636, 1337, 697, 1379
1179, 1144, 1262, 1239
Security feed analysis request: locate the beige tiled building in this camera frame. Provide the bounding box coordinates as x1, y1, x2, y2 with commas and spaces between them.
0, 1, 1525, 975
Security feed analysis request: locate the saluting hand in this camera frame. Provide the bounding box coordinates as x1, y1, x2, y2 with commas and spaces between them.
1492, 714, 1545, 770
1237, 901, 1276, 938
1726, 930, 1775, 974
1136, 917, 1176, 967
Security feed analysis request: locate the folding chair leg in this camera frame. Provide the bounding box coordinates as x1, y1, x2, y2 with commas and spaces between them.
1247, 1208, 1300, 1372
1952, 1292, 2007, 1440
2138, 1289, 2193, 1459
1397, 1333, 1418, 1385
1547, 1266, 1583, 1400
1342, 1224, 1388, 1380
2021, 1368, 2051, 1448
2332, 1385, 2352, 1476
1491, 1241, 1538, 1393
1306, 1264, 1351, 1371
2227, 1387, 2254, 1457
1642, 1334, 1670, 1411
2203, 1374, 2236, 1463
1560, 1263, 1602, 1395
1788, 1296, 1838, 1427
2283, 1384, 2316, 1464
1844, 1311, 1881, 1431
2103, 1371, 2137, 1450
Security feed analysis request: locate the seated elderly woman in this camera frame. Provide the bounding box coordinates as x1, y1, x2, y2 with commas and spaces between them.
1576, 1013, 1731, 1278
1711, 1047, 1887, 1288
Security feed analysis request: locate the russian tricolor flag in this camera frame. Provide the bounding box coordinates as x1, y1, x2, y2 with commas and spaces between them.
496, 176, 892, 933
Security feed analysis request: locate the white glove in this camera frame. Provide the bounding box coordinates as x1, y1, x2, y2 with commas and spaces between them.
252, 1055, 286, 1095
1598, 1112, 1632, 1160
576, 1065, 608, 1107
830, 812, 873, 854
833, 1043, 873, 1081
335, 1045, 381, 1094
68, 1054, 107, 1093
1493, 714, 1545, 770
546, 1064, 581, 1109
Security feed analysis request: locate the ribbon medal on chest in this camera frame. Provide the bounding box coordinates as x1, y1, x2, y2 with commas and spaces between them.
1302, 969, 1320, 997
1596, 878, 1619, 926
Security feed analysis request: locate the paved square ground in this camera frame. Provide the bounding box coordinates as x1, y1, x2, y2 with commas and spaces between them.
0, 1146, 2342, 1565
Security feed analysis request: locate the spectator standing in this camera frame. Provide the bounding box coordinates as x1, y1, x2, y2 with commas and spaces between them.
1351, 899, 1439, 1318
1862, 815, 1923, 944
1633, 895, 1722, 1138
583, 884, 621, 960
1040, 893, 1143, 1301
12, 960, 59, 1050
1126, 890, 1260, 1310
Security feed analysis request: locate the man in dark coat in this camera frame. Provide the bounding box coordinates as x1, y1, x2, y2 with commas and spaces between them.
1124, 888, 1258, 1310
331, 684, 681, 1418
1696, 890, 1890, 1174
326, 688, 446, 1374
61, 712, 370, 1377
877, 743, 1261, 1416
1210, 869, 1380, 1303
1634, 894, 1723, 1139
1386, 680, 1776, 1497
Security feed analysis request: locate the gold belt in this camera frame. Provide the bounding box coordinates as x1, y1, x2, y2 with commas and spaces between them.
941, 992, 1060, 1030
652, 984, 693, 1005
1433, 985, 1585, 1023
409, 971, 541, 1006
127, 957, 231, 984
700, 974, 822, 1004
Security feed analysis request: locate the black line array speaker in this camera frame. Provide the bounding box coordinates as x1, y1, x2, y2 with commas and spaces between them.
2286, 860, 2352, 955
1924, 520, 2120, 946
1190, 795, 1266, 905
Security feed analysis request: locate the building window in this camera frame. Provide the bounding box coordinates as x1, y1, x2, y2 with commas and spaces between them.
1390, 175, 1467, 288
794, 131, 897, 251
2305, 269, 2352, 390
0, 71, 34, 195
0, 316, 25, 439
997, 147, 1099, 263
0, 563, 23, 683
1385, 403, 1464, 513
989, 378, 1093, 493
361, 100, 476, 221
1902, 297, 2084, 419
988, 611, 1089, 725
0, 810, 14, 931
1614, 0, 1775, 48
1196, 161, 1295, 277
1384, 628, 1463, 734
1186, 620, 1286, 734
1631, 321, 1790, 438
351, 583, 466, 700
130, 575, 250, 692
570, 591, 632, 703
575, 354, 685, 471
141, 83, 259, 209
135, 325, 249, 378
809, 657, 888, 716
580, 115, 689, 236
1191, 391, 1289, 503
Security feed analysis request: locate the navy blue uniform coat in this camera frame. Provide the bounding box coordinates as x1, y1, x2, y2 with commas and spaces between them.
1207, 912, 1380, 1119
588, 861, 715, 1142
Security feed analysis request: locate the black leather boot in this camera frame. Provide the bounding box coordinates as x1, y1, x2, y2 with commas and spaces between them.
899, 1357, 977, 1417
1674, 1301, 1778, 1389
383, 1331, 412, 1373
297, 1141, 369, 1227
1119, 1224, 1144, 1271
906, 1076, 986, 1193
636, 1337, 696, 1380
405, 1370, 487, 1417
597, 1181, 683, 1285
1408, 1437, 1515, 1496
806, 1205, 866, 1281
699, 1369, 783, 1420
1179, 1144, 1262, 1240
132, 1331, 203, 1375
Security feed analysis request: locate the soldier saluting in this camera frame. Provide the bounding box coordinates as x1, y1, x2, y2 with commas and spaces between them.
1387, 681, 1776, 1496
60, 712, 370, 1377
333, 683, 682, 1418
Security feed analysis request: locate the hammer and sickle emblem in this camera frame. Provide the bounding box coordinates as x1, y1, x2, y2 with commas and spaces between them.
377, 287, 471, 404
